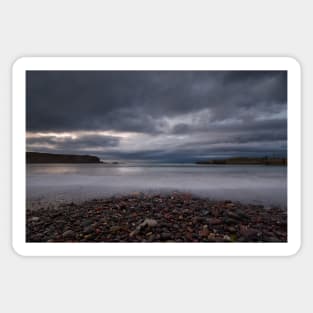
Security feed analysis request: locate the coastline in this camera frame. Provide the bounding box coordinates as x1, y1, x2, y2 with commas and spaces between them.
196, 157, 287, 166
26, 192, 287, 243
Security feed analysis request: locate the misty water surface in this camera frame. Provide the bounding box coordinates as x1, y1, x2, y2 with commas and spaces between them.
27, 164, 287, 207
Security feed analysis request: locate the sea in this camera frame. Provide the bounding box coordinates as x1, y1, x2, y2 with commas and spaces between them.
26, 163, 287, 208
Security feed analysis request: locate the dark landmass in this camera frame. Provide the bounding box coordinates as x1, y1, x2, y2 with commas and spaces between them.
101, 161, 122, 164
196, 157, 287, 166
26, 152, 102, 164
26, 192, 287, 243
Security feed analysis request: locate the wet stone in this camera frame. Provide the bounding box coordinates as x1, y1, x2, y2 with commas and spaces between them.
30, 216, 40, 222
207, 218, 222, 225
62, 230, 75, 238
83, 225, 95, 234
26, 192, 287, 243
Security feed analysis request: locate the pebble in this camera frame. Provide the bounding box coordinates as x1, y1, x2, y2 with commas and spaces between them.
62, 230, 75, 238
110, 226, 121, 232
26, 192, 287, 243
199, 225, 209, 237
83, 225, 94, 234
207, 218, 222, 225
160, 232, 171, 241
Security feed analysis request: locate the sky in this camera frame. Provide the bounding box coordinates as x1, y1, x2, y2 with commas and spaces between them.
26, 70, 287, 163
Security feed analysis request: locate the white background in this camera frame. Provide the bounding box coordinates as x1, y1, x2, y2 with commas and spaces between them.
0, 0, 311, 312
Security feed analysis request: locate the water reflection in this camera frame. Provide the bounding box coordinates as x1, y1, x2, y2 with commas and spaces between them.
115, 166, 144, 174
27, 163, 287, 206
27, 164, 81, 175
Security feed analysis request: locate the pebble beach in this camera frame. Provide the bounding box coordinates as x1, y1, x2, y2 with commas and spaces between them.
26, 192, 287, 243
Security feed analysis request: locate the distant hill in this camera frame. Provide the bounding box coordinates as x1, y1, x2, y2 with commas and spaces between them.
26, 152, 102, 164
196, 157, 287, 166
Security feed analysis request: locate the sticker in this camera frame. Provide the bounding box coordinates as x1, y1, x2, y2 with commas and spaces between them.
12, 57, 301, 256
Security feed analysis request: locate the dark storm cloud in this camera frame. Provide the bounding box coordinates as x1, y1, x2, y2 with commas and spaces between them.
172, 117, 287, 135
26, 71, 287, 132
26, 70, 287, 160
84, 142, 287, 163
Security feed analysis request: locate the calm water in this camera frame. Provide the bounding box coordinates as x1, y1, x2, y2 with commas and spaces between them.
27, 163, 287, 207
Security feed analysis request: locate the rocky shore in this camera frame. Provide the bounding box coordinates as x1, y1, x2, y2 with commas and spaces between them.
26, 192, 287, 242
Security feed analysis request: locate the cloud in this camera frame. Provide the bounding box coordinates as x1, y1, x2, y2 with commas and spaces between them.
27, 134, 120, 152
26, 71, 287, 131
26, 70, 287, 161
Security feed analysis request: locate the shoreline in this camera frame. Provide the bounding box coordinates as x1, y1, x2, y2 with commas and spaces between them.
196, 157, 287, 166
26, 192, 287, 243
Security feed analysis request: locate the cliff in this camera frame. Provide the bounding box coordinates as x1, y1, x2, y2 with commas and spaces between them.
26, 152, 102, 164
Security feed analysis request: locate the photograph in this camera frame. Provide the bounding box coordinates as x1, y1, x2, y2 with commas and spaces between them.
25, 67, 288, 244
3, 1, 310, 312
